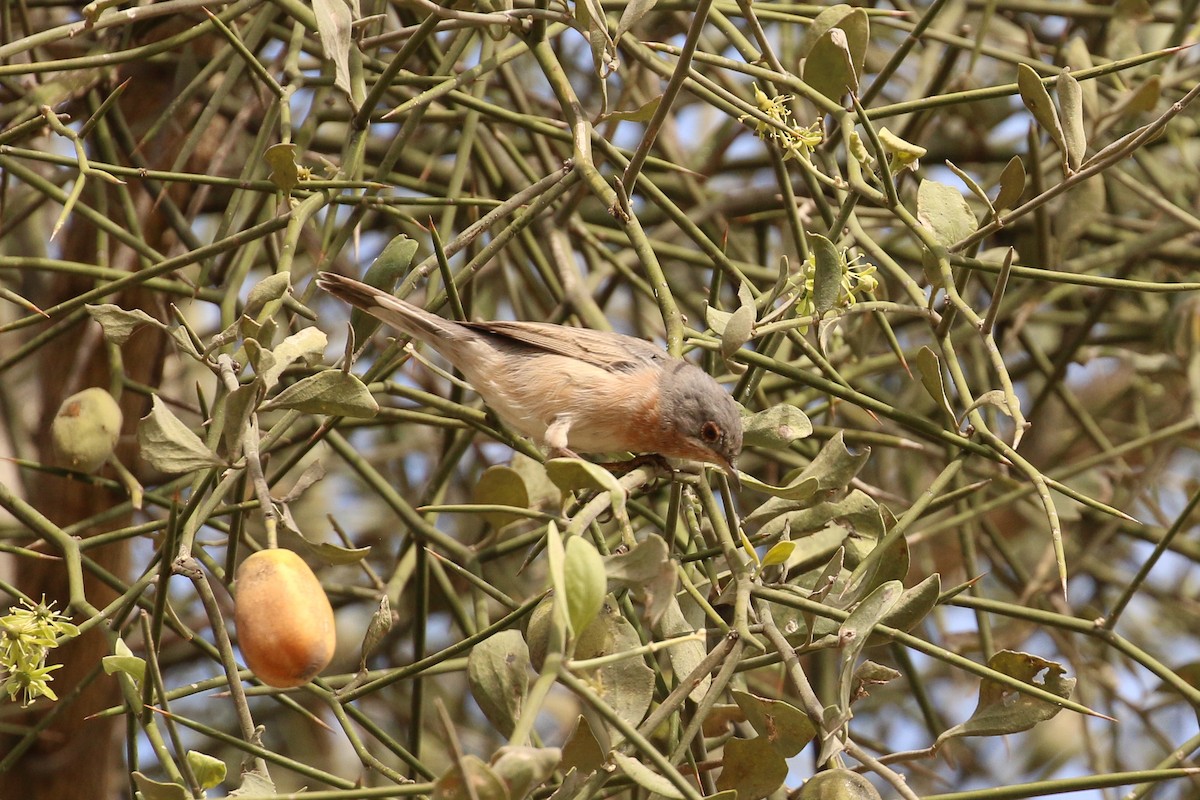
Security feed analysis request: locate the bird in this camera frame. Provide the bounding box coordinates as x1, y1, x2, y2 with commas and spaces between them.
317, 272, 743, 485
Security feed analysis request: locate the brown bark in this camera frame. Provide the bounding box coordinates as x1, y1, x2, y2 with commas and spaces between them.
0, 19, 218, 796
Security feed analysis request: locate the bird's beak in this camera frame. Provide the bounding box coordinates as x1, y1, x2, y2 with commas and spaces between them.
717, 457, 741, 492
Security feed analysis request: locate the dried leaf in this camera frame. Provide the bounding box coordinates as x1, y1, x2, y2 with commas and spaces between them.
138, 395, 224, 474
262, 370, 379, 417
742, 404, 813, 449
313, 0, 354, 101
86, 303, 162, 345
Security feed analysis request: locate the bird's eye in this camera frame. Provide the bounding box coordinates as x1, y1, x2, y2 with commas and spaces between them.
700, 421, 721, 443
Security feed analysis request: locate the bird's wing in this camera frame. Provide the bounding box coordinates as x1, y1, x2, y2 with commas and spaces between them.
465, 320, 668, 373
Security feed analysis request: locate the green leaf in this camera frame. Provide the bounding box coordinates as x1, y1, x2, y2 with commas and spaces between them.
994, 156, 1026, 212
575, 602, 654, 728
352, 236, 420, 345
1062, 37, 1099, 116
221, 381, 261, 456
705, 304, 734, 335
740, 472, 820, 501
801, 5, 869, 102
715, 736, 788, 800
575, 0, 618, 79
837, 581, 903, 711
915, 346, 956, 426
186, 750, 228, 791
944, 161, 993, 214
1016, 63, 1065, 153
750, 488, 882, 547
732, 690, 816, 757
742, 404, 813, 449
761, 540, 796, 568
1058, 70, 1086, 171
614, 0, 658, 41
720, 304, 755, 361
612, 752, 684, 800
808, 233, 843, 314
473, 465, 531, 529
262, 370, 379, 417
561, 715, 606, 773
917, 179, 978, 249
597, 94, 662, 124
654, 595, 709, 701
545, 458, 627, 532
132, 772, 188, 800
296, 535, 372, 565
244, 272, 291, 318
468, 630, 530, 737
878, 573, 940, 636
86, 303, 162, 345
604, 535, 675, 625
264, 143, 300, 194
743, 431, 869, 504
102, 637, 146, 685
962, 389, 1014, 420
137, 395, 224, 474
563, 536, 606, 638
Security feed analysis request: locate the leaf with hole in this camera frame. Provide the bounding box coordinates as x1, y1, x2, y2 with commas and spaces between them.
935, 650, 1075, 745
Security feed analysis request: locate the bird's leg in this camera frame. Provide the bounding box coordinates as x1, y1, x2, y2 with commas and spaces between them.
596, 454, 675, 478
543, 416, 581, 460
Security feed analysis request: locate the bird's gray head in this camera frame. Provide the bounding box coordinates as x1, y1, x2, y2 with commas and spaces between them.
658, 362, 743, 484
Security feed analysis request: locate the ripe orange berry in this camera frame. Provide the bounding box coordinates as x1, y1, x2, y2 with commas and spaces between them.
234, 549, 335, 688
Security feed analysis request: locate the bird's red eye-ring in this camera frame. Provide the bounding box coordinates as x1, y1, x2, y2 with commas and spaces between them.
700, 421, 721, 443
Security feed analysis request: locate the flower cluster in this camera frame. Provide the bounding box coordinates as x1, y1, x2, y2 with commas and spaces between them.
789, 251, 880, 334
1, 598, 78, 707
740, 84, 823, 161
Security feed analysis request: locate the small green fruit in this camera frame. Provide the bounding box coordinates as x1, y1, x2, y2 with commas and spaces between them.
795, 769, 882, 800
51, 388, 123, 473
